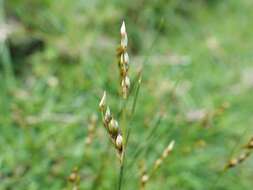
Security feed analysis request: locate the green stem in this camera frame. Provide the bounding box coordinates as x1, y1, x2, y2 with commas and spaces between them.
0, 0, 15, 88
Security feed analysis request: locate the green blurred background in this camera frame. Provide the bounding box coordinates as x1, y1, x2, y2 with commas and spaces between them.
1, 0, 253, 189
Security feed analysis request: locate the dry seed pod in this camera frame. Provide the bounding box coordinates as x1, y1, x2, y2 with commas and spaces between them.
108, 119, 119, 135
116, 134, 123, 150
116, 134, 124, 164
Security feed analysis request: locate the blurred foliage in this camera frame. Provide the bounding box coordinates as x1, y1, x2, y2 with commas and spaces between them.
5, 0, 221, 56
1, 0, 253, 190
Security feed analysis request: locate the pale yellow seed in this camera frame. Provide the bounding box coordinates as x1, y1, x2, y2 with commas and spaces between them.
141, 174, 149, 183
116, 134, 123, 149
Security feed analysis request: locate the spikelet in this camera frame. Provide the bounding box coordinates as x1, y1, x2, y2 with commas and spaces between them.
104, 106, 112, 124
99, 91, 106, 112
153, 140, 175, 170
139, 161, 149, 190
98, 91, 124, 163
116, 134, 123, 149
226, 151, 251, 169
117, 21, 130, 99
85, 114, 98, 146
138, 141, 175, 189
225, 136, 253, 170
68, 167, 80, 190
244, 136, 253, 149
109, 118, 119, 135
120, 21, 128, 48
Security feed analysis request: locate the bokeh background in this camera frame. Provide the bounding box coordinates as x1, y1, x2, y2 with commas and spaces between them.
1, 0, 253, 189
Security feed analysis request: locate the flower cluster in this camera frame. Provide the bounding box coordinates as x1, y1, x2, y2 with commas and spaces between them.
153, 140, 175, 170
226, 137, 253, 169
117, 21, 130, 99
99, 91, 124, 163
68, 168, 80, 190
140, 140, 175, 189
85, 114, 98, 146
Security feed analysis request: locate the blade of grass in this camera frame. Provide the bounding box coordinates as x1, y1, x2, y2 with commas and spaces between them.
131, 73, 142, 117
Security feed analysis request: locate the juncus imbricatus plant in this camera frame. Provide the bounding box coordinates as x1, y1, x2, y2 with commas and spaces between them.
97, 21, 175, 190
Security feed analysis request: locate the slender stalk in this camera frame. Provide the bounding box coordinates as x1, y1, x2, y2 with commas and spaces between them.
117, 163, 124, 190
131, 73, 142, 116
